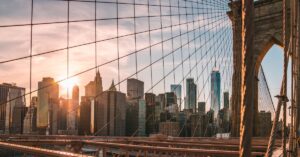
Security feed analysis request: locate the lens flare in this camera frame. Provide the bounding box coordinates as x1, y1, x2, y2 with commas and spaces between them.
60, 77, 79, 90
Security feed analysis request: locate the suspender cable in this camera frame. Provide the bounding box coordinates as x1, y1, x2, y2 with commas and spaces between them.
265, 39, 291, 157
29, 0, 34, 133
116, 0, 120, 91
134, 0, 138, 79
147, 0, 153, 93
159, 0, 166, 93
169, 0, 175, 84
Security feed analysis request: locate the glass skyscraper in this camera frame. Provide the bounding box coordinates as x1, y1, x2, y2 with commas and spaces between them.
223, 92, 229, 109
37, 77, 59, 134
186, 78, 197, 112
211, 69, 221, 119
198, 102, 206, 115
138, 99, 146, 136
127, 78, 144, 100
170, 84, 182, 108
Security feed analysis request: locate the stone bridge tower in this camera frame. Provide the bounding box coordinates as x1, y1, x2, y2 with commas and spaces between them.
228, 0, 290, 137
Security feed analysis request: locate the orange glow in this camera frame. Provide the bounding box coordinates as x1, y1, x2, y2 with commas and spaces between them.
60, 77, 79, 90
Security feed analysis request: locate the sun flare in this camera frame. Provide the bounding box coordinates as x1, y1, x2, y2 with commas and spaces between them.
60, 77, 79, 90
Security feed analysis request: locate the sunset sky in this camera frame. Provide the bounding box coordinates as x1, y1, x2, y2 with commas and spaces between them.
0, 0, 285, 114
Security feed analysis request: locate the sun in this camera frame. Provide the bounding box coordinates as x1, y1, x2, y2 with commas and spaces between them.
60, 77, 79, 90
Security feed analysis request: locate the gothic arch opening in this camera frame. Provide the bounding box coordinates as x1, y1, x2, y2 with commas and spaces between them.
259, 45, 283, 109
255, 43, 291, 137
255, 37, 283, 76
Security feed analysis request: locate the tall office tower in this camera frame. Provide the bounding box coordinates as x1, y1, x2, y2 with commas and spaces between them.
12, 106, 27, 134
186, 78, 197, 112
83, 71, 103, 135
145, 93, 156, 106
156, 94, 166, 111
126, 78, 144, 136
221, 92, 230, 131
165, 92, 176, 107
198, 102, 206, 115
207, 110, 215, 124
219, 108, 230, 132
67, 85, 79, 133
138, 99, 146, 136
171, 84, 182, 109
211, 68, 221, 120
178, 112, 187, 137
79, 96, 91, 135
145, 93, 156, 135
95, 82, 126, 136
257, 111, 272, 137
127, 78, 144, 100
126, 102, 139, 136
223, 92, 229, 109
23, 97, 38, 134
85, 70, 103, 97
160, 111, 172, 122
0, 83, 26, 134
190, 114, 202, 137
31, 96, 38, 107
37, 77, 59, 135
165, 92, 178, 113
58, 98, 68, 132
154, 102, 161, 132
190, 113, 208, 137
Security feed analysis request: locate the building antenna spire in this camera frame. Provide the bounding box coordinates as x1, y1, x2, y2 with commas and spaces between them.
213, 56, 217, 71
214, 57, 217, 68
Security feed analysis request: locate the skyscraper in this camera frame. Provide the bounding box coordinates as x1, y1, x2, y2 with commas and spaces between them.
85, 70, 103, 97
154, 102, 161, 130
223, 92, 229, 109
95, 81, 126, 136
198, 102, 206, 115
211, 69, 221, 119
126, 78, 144, 136
127, 78, 144, 100
145, 93, 156, 135
82, 71, 103, 135
138, 99, 146, 136
190, 114, 202, 137
171, 84, 182, 109
165, 92, 178, 113
67, 85, 79, 134
58, 98, 68, 132
186, 78, 197, 112
156, 94, 166, 111
23, 97, 37, 134
37, 77, 59, 135
126, 102, 138, 136
258, 111, 272, 137
178, 112, 186, 137
165, 92, 176, 107
0, 83, 26, 134
79, 96, 91, 135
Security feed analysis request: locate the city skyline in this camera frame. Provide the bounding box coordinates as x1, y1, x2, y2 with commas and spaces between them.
0, 0, 233, 112
0, 69, 228, 113
0, 70, 275, 136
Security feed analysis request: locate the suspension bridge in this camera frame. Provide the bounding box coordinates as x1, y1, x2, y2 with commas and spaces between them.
0, 0, 299, 156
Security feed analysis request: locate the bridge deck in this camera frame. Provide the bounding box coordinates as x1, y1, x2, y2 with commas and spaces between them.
0, 141, 92, 157
0, 135, 281, 156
